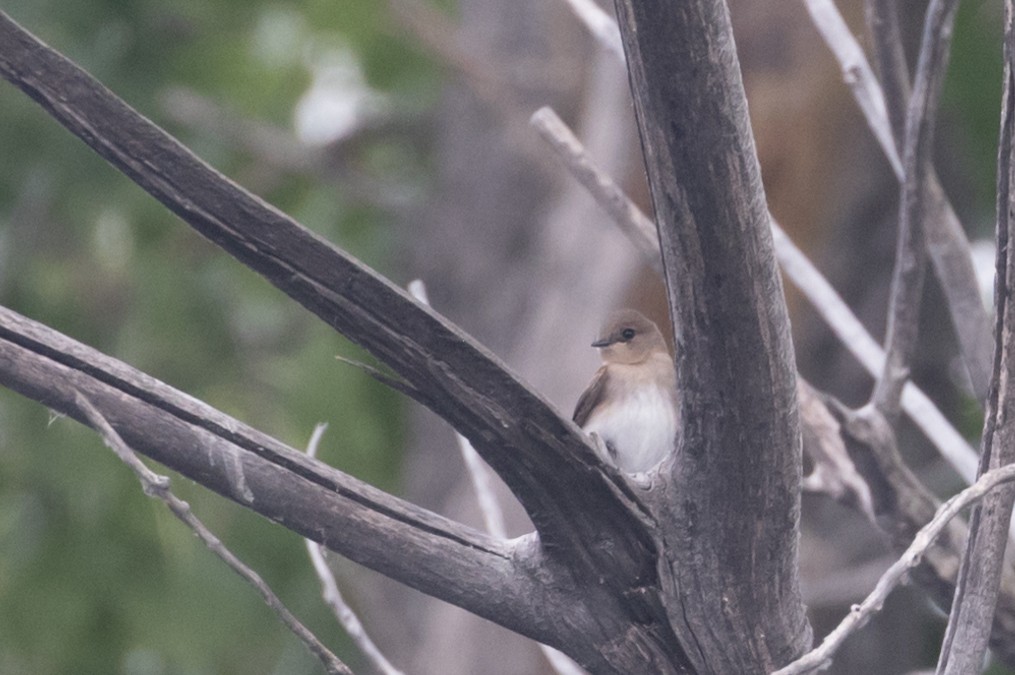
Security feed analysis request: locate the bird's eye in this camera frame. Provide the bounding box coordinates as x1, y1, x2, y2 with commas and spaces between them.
621, 328, 636, 341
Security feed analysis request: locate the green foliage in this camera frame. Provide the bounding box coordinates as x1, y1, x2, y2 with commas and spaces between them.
0, 1, 435, 672
945, 0, 1004, 228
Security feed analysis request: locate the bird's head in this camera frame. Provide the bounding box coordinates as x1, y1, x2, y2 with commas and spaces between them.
592, 309, 668, 365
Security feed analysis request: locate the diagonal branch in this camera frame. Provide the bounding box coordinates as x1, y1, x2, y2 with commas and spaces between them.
808, 0, 993, 404
777, 462, 1015, 675
863, 0, 993, 404
804, 0, 901, 177
0, 10, 651, 578
74, 393, 353, 675
0, 304, 527, 626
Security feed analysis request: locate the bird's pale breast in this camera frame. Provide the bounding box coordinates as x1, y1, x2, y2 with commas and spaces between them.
583, 381, 677, 473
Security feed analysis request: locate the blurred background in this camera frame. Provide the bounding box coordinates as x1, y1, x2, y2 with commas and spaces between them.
0, 0, 1006, 673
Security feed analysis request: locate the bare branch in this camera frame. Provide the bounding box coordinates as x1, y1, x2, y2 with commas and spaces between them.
873, 0, 960, 417
770, 224, 979, 484
798, 380, 875, 520
775, 462, 1015, 675
559, 0, 626, 63
0, 304, 546, 635
937, 9, 1015, 670
864, 0, 912, 146
803, 0, 902, 176
0, 10, 655, 577
304, 424, 404, 675
530, 106, 662, 274
73, 392, 353, 675
407, 279, 509, 539
529, 105, 979, 485
809, 0, 993, 403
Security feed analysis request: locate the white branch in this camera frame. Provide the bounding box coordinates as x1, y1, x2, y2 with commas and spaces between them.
530, 106, 662, 273
558, 0, 626, 63
803, 0, 904, 178
407, 279, 585, 674
73, 392, 351, 675
304, 423, 404, 675
774, 462, 1015, 675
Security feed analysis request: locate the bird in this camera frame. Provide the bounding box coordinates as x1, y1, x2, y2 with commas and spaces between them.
572, 309, 679, 473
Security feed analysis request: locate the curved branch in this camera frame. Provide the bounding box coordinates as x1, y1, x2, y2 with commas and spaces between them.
0, 10, 651, 578
0, 12, 699, 671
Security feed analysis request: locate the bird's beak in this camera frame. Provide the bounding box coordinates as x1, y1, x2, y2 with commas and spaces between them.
591, 337, 612, 348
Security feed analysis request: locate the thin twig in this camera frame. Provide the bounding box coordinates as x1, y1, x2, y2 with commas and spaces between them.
811, 0, 993, 404
803, 0, 903, 177
864, 0, 912, 147
530, 107, 662, 273
304, 424, 404, 675
456, 433, 509, 538
558, 0, 626, 63
872, 3, 958, 418
407, 279, 585, 674
72, 391, 352, 675
407, 279, 508, 539
773, 462, 1015, 675
530, 107, 979, 485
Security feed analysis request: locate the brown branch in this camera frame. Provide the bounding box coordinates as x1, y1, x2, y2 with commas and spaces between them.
937, 7, 1015, 670
74, 393, 353, 675
529, 106, 662, 274
613, 0, 809, 670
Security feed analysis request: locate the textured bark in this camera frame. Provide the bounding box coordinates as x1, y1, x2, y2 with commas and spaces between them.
937, 5, 1015, 671
393, 1, 647, 668
0, 10, 688, 673
614, 0, 811, 671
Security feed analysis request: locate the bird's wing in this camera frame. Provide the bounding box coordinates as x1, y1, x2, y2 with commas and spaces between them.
572, 365, 609, 427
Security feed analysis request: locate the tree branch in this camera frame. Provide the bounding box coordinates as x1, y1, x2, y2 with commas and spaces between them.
0, 9, 650, 577
803, 0, 901, 177
809, 0, 993, 403
303, 424, 403, 675
872, 0, 961, 418
613, 0, 809, 670
937, 7, 1015, 670
74, 394, 353, 675
0, 11, 700, 671
0, 305, 526, 619
863, 0, 994, 403
777, 462, 1015, 675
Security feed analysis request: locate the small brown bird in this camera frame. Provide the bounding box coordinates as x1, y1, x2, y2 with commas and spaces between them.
572, 309, 679, 473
